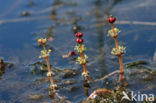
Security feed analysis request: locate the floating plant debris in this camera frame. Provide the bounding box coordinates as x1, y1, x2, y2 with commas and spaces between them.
125, 60, 148, 67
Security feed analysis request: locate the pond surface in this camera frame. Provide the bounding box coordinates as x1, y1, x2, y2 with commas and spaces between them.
0, 0, 156, 102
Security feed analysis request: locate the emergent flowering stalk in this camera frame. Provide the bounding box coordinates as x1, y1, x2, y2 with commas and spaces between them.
37, 38, 57, 92
107, 15, 126, 82
74, 32, 90, 83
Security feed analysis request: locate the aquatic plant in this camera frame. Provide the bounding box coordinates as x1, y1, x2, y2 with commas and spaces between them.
88, 89, 129, 103
62, 50, 77, 59
0, 58, 13, 79
37, 38, 57, 95
107, 15, 126, 82
74, 32, 90, 83
88, 88, 114, 100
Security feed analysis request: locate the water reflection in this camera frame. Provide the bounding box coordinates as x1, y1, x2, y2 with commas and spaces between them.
0, 59, 6, 79
72, 20, 82, 34
83, 80, 90, 97
94, 0, 107, 76
49, 88, 55, 99
51, 5, 57, 21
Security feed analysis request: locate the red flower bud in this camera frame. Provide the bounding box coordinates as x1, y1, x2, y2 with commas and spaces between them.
75, 32, 83, 38
40, 40, 43, 44
108, 15, 116, 23
70, 50, 76, 56
78, 32, 83, 37
76, 38, 83, 43
38, 38, 47, 45
75, 33, 79, 37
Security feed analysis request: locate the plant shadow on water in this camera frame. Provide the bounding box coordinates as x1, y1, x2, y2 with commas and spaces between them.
0, 0, 156, 102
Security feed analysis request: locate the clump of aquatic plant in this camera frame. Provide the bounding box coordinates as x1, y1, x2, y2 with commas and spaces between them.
37, 38, 57, 95
107, 15, 126, 82
87, 89, 130, 103
74, 32, 90, 83
0, 58, 13, 79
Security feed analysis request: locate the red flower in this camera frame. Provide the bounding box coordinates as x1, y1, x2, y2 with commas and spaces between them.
108, 15, 116, 23
75, 32, 83, 38
76, 38, 83, 43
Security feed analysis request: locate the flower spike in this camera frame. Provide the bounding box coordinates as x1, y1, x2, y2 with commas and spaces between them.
108, 15, 125, 83
38, 38, 47, 45
74, 32, 91, 83
37, 37, 56, 96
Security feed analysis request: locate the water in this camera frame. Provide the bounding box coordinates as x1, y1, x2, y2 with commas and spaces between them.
0, 0, 156, 102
